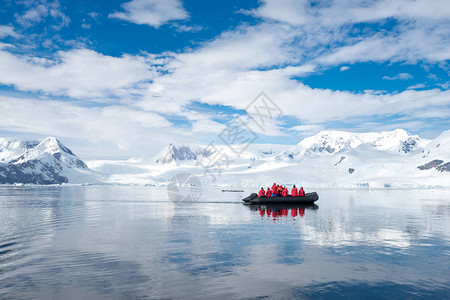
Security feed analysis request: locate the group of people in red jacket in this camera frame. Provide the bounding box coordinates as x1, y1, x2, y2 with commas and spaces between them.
258, 183, 305, 197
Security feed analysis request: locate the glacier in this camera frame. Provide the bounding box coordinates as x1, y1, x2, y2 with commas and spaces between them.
86, 129, 450, 189
1, 129, 449, 187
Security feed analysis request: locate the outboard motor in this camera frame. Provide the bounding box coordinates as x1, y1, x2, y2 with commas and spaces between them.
242, 193, 258, 202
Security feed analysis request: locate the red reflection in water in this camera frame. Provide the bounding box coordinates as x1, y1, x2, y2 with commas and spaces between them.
291, 208, 297, 218
257, 207, 307, 220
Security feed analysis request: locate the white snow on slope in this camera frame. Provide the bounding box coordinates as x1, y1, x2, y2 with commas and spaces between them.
12, 137, 88, 168
278, 129, 428, 161
86, 129, 450, 188
0, 137, 101, 184
0, 138, 39, 162
420, 130, 450, 161
1, 129, 447, 186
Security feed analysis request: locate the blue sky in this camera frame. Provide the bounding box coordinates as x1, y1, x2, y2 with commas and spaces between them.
0, 0, 449, 158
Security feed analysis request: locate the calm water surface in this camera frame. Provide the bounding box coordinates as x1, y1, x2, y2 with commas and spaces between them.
0, 186, 449, 299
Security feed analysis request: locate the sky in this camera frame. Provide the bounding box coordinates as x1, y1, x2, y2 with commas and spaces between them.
0, 0, 449, 159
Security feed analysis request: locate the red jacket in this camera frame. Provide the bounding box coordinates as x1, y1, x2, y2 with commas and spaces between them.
291, 187, 298, 197
258, 189, 265, 197
281, 188, 288, 197
266, 188, 272, 197
299, 187, 305, 197
272, 185, 277, 195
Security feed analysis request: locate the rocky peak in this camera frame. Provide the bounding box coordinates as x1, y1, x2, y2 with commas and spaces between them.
156, 144, 206, 164
0, 138, 40, 162
10, 137, 87, 169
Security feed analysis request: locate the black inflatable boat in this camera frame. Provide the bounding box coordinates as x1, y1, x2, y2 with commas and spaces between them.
247, 203, 319, 211
242, 192, 319, 204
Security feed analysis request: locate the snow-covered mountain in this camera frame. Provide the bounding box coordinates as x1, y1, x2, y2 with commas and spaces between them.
278, 129, 428, 161
154, 144, 211, 164
153, 143, 285, 166
417, 130, 450, 173
0, 137, 99, 184
3, 129, 449, 187
0, 138, 39, 162
86, 128, 449, 188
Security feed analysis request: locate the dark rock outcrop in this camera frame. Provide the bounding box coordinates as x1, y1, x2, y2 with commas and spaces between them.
0, 161, 68, 184
334, 156, 346, 166
417, 160, 444, 170
436, 162, 450, 172
156, 144, 212, 164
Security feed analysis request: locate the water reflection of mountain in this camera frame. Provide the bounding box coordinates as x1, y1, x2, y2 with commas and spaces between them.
248, 204, 318, 219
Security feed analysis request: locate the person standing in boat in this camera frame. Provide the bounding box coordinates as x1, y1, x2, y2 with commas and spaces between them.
266, 187, 272, 197
272, 183, 278, 197
258, 187, 266, 197
299, 186, 305, 197
282, 187, 289, 197
291, 185, 298, 197
277, 185, 283, 196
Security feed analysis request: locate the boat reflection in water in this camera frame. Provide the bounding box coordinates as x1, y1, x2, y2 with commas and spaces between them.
248, 203, 318, 219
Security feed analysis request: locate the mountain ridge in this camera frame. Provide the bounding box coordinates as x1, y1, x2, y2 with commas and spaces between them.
83, 128, 450, 188
1, 129, 449, 187
0, 136, 98, 184
278, 128, 429, 162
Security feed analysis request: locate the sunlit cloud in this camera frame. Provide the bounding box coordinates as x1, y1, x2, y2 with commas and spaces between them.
0, 0, 448, 156
109, 0, 188, 28
383, 73, 413, 80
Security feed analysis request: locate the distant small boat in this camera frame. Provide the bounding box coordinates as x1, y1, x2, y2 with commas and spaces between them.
242, 192, 319, 204
222, 189, 244, 192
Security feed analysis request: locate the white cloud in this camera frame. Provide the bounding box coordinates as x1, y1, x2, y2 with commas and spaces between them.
3, 0, 447, 112
406, 83, 427, 90
340, 66, 349, 71
318, 24, 450, 65
254, 0, 312, 26
278, 87, 450, 124
82, 12, 100, 29
133, 22, 305, 112
0, 95, 255, 157
173, 24, 202, 32
0, 25, 19, 38
253, 0, 450, 66
191, 118, 225, 133
88, 12, 100, 20
0, 42, 15, 50
0, 48, 154, 98
254, 0, 450, 26
346, 0, 450, 22
125, 17, 449, 130
382, 73, 413, 80
437, 82, 450, 90
109, 0, 188, 28
290, 124, 324, 133
172, 23, 296, 70
16, 4, 48, 26
15, 0, 70, 30
0, 96, 178, 157
1, 0, 449, 157
138, 39, 450, 128
370, 121, 428, 132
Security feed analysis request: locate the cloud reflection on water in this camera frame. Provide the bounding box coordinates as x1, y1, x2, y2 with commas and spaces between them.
0, 186, 449, 299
